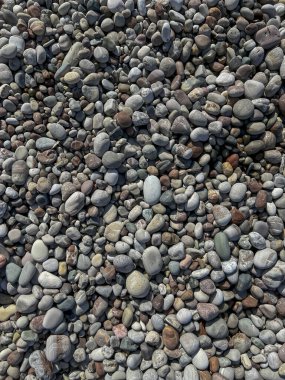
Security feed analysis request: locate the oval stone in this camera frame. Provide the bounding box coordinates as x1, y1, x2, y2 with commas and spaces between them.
143, 176, 161, 205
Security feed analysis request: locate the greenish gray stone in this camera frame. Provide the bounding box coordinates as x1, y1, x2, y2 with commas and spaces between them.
214, 232, 231, 260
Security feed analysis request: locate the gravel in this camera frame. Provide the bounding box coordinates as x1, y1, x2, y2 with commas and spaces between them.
0, 0, 285, 379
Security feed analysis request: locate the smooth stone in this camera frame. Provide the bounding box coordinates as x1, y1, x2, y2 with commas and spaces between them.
213, 205, 232, 227
238, 318, 260, 337
214, 232, 231, 260
192, 348, 209, 370
229, 183, 247, 202
55, 42, 83, 79
205, 318, 229, 339
233, 99, 254, 120
104, 221, 123, 242
255, 25, 281, 50
65, 192, 85, 216
183, 364, 199, 380
31, 240, 49, 263
143, 176, 161, 205
180, 333, 199, 355
6, 263, 21, 283
18, 262, 36, 286
142, 246, 163, 276
16, 294, 38, 313
253, 248, 277, 269
43, 308, 64, 330
126, 271, 150, 298
29, 350, 53, 380
38, 272, 62, 289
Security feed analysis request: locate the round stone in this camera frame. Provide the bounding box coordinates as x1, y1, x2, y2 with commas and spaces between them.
126, 271, 150, 298
233, 99, 254, 120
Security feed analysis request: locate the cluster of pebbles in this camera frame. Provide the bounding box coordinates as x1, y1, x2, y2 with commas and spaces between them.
1, 0, 285, 379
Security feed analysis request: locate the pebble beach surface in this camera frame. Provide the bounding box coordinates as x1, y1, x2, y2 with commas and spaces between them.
1, 0, 285, 379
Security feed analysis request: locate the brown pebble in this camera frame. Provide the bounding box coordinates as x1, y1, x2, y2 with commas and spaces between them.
162, 326, 180, 350
231, 207, 245, 225
255, 190, 268, 210
95, 362, 105, 377
242, 295, 258, 308
115, 111, 132, 128
248, 179, 262, 193
7, 351, 23, 366
210, 356, 219, 373
199, 371, 212, 380
152, 294, 164, 312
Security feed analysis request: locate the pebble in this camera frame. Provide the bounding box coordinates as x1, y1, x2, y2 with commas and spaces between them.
65, 192, 85, 216
143, 176, 161, 205
45, 335, 72, 362
31, 240, 49, 263
214, 232, 231, 260
142, 246, 163, 276
43, 308, 64, 330
0, 1, 283, 379
126, 271, 150, 298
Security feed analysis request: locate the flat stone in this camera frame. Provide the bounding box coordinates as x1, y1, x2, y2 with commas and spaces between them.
65, 192, 85, 216
104, 221, 123, 242
38, 272, 62, 289
238, 318, 260, 337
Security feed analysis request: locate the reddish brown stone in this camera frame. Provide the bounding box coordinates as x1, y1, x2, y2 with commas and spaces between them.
0, 254, 7, 268
92, 297, 108, 318
242, 295, 258, 308
231, 207, 245, 225
152, 294, 164, 312
210, 356, 219, 373
95, 362, 105, 378
115, 111, 132, 128
162, 326, 180, 350
199, 371, 212, 380
226, 153, 239, 169
248, 179, 262, 193
200, 279, 216, 295
255, 190, 268, 210
101, 265, 116, 282
278, 94, 285, 115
